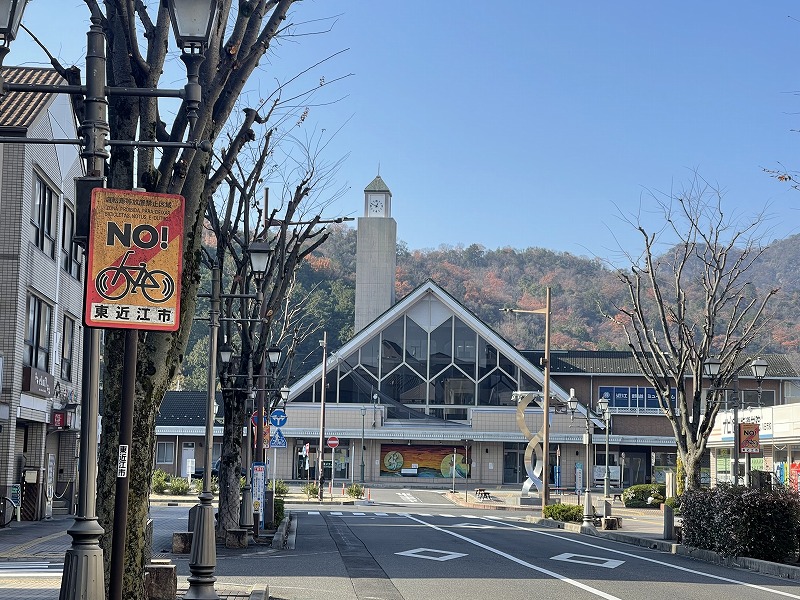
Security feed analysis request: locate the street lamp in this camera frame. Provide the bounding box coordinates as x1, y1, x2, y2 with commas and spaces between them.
360, 406, 366, 483
703, 356, 768, 486
597, 396, 611, 498
568, 388, 596, 527
0, 2, 216, 599
501, 286, 552, 508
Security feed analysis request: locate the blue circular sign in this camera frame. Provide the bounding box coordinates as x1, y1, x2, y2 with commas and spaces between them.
269, 409, 288, 428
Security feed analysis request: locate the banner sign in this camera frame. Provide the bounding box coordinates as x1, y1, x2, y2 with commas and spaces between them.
85, 188, 184, 331
740, 423, 760, 454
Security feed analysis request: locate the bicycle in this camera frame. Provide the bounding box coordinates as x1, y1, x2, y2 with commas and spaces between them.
0, 496, 16, 528
95, 249, 175, 303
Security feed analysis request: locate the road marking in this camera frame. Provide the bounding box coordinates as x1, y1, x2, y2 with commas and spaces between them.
0, 562, 64, 577
352, 512, 365, 515
397, 492, 419, 503
307, 511, 320, 515
407, 515, 622, 600
454, 522, 495, 529
395, 547, 468, 561
481, 517, 800, 599
331, 511, 343, 515
551, 553, 625, 569
375, 512, 389, 516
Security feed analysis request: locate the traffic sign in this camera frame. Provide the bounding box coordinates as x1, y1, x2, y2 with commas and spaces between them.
327, 436, 339, 448
85, 188, 185, 331
269, 409, 287, 428
251, 411, 269, 428
270, 428, 288, 448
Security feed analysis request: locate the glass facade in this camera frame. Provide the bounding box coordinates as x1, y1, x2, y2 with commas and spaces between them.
293, 294, 541, 419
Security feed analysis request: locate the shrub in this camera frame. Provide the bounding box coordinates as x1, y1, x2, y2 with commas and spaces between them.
169, 477, 190, 495
152, 469, 169, 494
622, 484, 666, 508
681, 484, 800, 562
268, 479, 289, 497
301, 482, 319, 498
543, 503, 585, 522
273, 498, 285, 526
346, 483, 364, 499
664, 496, 681, 513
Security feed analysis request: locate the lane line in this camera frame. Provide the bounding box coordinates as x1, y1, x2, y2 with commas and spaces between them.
480, 517, 800, 599
406, 514, 622, 600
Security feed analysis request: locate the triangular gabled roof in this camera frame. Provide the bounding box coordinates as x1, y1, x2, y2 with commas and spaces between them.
289, 279, 597, 421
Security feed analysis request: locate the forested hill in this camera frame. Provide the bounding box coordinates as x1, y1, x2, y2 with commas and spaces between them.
295, 224, 800, 356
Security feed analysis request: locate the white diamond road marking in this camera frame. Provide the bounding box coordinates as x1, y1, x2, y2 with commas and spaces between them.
551, 553, 625, 569
331, 512, 343, 515
375, 512, 389, 516
352, 512, 365, 515
439, 514, 456, 518
395, 547, 468, 562
455, 522, 495, 529
307, 511, 320, 515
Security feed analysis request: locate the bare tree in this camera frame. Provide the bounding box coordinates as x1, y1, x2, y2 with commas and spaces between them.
204, 108, 347, 537
606, 176, 778, 490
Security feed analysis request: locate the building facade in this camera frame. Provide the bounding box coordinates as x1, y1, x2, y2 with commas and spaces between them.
153, 175, 800, 495
0, 67, 85, 519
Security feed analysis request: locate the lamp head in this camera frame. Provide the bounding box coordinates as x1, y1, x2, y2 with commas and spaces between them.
219, 341, 233, 365
248, 240, 272, 277
597, 397, 608, 414
703, 357, 722, 379
567, 388, 578, 413
267, 344, 282, 367
280, 386, 290, 401
0, 0, 29, 47
750, 357, 768, 381
165, 0, 217, 52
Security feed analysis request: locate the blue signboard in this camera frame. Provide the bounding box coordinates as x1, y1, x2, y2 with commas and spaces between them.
599, 386, 677, 409
269, 409, 288, 428
270, 428, 287, 448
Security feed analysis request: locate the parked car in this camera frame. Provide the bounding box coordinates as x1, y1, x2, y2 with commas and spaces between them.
194, 458, 247, 479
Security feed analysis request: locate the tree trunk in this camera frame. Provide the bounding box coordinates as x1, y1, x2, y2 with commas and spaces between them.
217, 392, 246, 536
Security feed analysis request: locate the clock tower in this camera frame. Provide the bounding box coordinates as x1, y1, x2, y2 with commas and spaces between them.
355, 175, 397, 332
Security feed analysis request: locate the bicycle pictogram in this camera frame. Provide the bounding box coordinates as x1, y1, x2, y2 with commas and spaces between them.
95, 249, 175, 303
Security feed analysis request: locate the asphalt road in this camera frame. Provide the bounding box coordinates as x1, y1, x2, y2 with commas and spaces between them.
161, 488, 800, 600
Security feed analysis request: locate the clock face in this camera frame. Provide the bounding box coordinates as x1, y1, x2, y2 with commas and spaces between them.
368, 194, 384, 215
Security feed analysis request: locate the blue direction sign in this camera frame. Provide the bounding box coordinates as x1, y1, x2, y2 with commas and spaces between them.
270, 428, 287, 448
269, 409, 287, 428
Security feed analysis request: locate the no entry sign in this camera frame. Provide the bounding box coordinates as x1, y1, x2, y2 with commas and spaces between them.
327, 436, 339, 448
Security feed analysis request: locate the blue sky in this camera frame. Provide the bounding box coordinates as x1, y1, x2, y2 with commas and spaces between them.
9, 1, 800, 261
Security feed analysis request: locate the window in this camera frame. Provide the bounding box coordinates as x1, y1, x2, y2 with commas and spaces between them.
61, 315, 75, 381
61, 204, 81, 279
24, 294, 52, 371
32, 174, 56, 258
156, 442, 175, 464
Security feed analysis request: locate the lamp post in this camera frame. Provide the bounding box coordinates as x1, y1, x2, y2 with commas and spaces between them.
253, 343, 282, 537
597, 397, 611, 498
0, 3, 216, 600
703, 357, 768, 486
360, 406, 366, 484
501, 286, 552, 508
568, 388, 596, 527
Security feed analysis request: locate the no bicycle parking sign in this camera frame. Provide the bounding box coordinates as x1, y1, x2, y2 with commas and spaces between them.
85, 188, 185, 331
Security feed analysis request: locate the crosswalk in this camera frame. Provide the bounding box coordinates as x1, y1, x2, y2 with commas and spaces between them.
0, 561, 64, 577
305, 511, 525, 522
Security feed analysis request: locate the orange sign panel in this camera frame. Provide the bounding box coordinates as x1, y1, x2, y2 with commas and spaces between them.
85, 188, 185, 331
739, 422, 760, 454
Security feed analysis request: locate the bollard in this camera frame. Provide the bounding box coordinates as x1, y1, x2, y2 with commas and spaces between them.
663, 504, 675, 540
368, 488, 371, 501
342, 482, 345, 496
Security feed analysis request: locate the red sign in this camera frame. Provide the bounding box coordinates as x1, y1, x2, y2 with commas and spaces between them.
739, 423, 760, 454
327, 436, 339, 448
85, 188, 184, 331
52, 411, 67, 428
